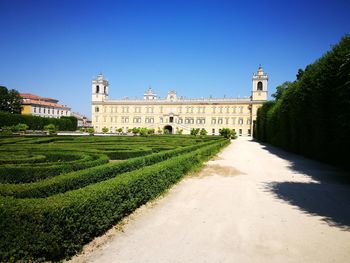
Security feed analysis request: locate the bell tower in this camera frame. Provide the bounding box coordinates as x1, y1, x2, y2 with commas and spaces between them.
252, 66, 268, 101
92, 73, 109, 102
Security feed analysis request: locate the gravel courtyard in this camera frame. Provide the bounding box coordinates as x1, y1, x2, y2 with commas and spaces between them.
69, 137, 350, 263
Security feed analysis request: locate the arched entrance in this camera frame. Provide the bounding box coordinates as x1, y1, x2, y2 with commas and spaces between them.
163, 125, 173, 134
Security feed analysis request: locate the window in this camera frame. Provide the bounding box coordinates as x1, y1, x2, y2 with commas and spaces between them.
34, 107, 36, 113
43, 108, 46, 113
238, 118, 243, 125
170, 117, 174, 123
57, 110, 59, 114
48, 109, 50, 114
211, 118, 216, 125
239, 129, 242, 135
248, 129, 251, 136
133, 117, 141, 123
160, 117, 163, 123
196, 118, 205, 124
225, 118, 229, 124
96, 85, 100, 93
185, 118, 194, 124
247, 119, 251, 125
178, 118, 183, 124
218, 118, 223, 124
122, 116, 129, 123
257, 81, 263, 91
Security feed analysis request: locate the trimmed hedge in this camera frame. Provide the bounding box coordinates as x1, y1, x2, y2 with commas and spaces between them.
0, 139, 228, 261
254, 35, 350, 170
0, 140, 221, 198
0, 153, 109, 183
0, 112, 77, 131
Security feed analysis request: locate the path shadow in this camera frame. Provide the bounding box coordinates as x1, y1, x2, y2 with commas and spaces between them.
250, 140, 350, 230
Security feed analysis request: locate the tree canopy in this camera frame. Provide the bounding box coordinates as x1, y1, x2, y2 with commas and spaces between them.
0, 86, 22, 114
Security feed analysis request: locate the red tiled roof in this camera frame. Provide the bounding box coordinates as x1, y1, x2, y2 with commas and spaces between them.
20, 93, 70, 109
20, 93, 59, 103
22, 99, 70, 109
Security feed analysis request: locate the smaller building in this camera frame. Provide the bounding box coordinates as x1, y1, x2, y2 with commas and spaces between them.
71, 112, 92, 128
20, 93, 71, 118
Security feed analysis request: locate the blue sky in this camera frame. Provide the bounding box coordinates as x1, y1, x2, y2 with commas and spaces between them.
0, 0, 349, 117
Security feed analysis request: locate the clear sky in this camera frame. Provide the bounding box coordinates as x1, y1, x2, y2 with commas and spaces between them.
1, 0, 349, 117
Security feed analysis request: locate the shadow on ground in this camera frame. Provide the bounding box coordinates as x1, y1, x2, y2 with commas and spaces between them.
253, 140, 350, 231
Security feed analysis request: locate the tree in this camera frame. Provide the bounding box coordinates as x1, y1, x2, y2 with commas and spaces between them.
190, 128, 200, 136
157, 127, 162, 134
16, 123, 29, 133
176, 127, 183, 134
199, 128, 207, 136
0, 86, 22, 114
87, 128, 94, 134
219, 128, 236, 139
102, 127, 109, 133
272, 82, 291, 101
44, 124, 57, 135
139, 127, 149, 136
131, 127, 140, 135
117, 128, 123, 133
148, 128, 155, 135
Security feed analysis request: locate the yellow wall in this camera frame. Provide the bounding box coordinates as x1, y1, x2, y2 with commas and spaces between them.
21, 105, 31, 115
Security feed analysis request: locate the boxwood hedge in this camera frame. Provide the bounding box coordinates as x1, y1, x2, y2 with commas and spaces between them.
0, 139, 228, 262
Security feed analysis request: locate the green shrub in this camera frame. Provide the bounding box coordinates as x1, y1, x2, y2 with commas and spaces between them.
0, 153, 109, 183
0, 140, 221, 198
0, 139, 228, 262
254, 35, 350, 169
44, 124, 57, 134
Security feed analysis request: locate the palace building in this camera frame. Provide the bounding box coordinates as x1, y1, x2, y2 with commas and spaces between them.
91, 66, 268, 136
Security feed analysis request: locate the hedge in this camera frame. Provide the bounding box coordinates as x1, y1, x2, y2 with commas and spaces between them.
0, 139, 228, 261
0, 139, 223, 198
0, 111, 77, 131
0, 153, 109, 183
254, 35, 350, 170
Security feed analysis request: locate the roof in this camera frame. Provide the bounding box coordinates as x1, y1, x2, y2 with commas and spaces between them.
20, 93, 70, 109
22, 99, 70, 109
20, 93, 59, 103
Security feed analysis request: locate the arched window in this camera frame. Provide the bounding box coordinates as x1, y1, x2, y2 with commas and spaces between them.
96, 85, 100, 93
104, 86, 106, 94
95, 107, 99, 112
257, 81, 263, 91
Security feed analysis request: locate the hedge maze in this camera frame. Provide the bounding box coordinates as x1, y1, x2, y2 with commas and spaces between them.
0, 135, 228, 261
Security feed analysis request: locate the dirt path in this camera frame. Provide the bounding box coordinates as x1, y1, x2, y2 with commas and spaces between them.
69, 137, 350, 263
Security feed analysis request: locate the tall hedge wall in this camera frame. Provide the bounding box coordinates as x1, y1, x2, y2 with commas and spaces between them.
254, 35, 350, 169
0, 112, 77, 131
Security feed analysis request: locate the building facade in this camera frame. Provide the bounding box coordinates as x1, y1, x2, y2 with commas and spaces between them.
71, 112, 92, 128
91, 67, 268, 135
21, 93, 71, 118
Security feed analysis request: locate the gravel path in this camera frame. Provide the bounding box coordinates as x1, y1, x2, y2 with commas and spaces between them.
69, 137, 350, 263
